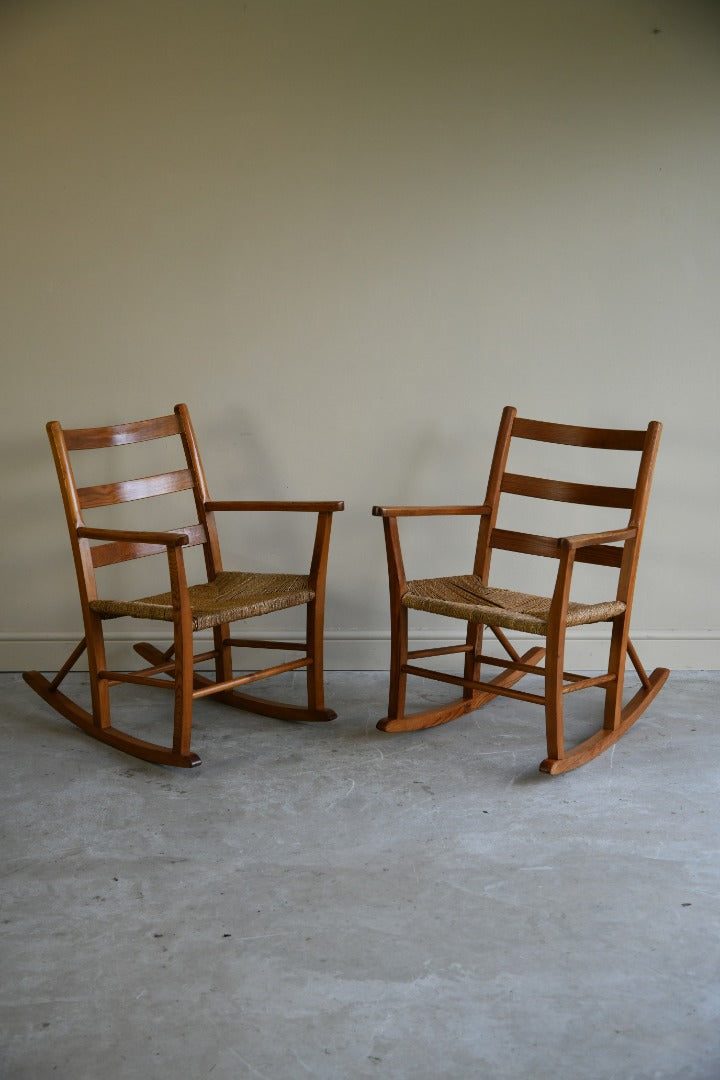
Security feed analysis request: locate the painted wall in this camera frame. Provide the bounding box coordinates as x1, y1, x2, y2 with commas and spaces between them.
2, 0, 719, 670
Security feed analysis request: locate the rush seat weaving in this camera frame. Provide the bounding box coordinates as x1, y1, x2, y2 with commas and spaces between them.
402, 576, 626, 635
91, 571, 314, 630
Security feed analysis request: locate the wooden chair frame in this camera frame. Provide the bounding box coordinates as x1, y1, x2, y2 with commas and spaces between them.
373, 406, 668, 774
24, 404, 343, 768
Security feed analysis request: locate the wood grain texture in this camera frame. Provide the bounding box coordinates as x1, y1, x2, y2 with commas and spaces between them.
501, 472, 635, 508
77, 469, 194, 509
208, 500, 344, 513
372, 505, 490, 517
490, 528, 625, 567
62, 413, 181, 450
88, 524, 206, 567
378, 646, 547, 731
511, 417, 647, 451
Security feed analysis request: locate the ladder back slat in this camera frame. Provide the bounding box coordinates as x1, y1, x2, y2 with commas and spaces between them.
63, 414, 181, 450
491, 528, 624, 567
90, 524, 208, 567
501, 473, 636, 509
78, 469, 195, 509
512, 417, 647, 451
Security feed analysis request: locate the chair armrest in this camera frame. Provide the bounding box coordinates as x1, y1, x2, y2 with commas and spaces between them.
372, 505, 491, 518
205, 500, 344, 513
560, 527, 637, 551
548, 527, 637, 628
77, 526, 189, 547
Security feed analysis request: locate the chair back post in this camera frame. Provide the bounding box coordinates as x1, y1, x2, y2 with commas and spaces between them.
472, 404, 516, 579
614, 420, 663, 609
45, 419, 113, 726
46, 420, 100, 606
174, 403, 224, 581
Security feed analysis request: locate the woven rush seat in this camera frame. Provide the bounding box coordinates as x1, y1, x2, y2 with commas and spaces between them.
90, 570, 314, 631
402, 574, 625, 635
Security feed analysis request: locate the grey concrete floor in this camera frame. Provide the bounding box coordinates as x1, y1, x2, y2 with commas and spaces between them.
2, 670, 719, 1080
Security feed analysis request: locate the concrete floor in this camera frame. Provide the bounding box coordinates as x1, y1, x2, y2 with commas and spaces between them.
2, 670, 719, 1080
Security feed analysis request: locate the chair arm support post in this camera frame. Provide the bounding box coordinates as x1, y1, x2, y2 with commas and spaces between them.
382, 516, 407, 595
550, 541, 578, 617
164, 541, 194, 757
165, 543, 192, 620
547, 540, 579, 658
308, 511, 334, 591
544, 541, 578, 762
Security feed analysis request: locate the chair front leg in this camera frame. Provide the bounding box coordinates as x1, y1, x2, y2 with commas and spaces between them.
544, 619, 567, 763
306, 511, 334, 712
306, 598, 326, 711
387, 601, 408, 720
543, 543, 576, 765
380, 516, 408, 721
168, 546, 195, 759
85, 610, 111, 730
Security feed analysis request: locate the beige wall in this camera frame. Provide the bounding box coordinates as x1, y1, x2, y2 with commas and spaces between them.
2, 0, 719, 670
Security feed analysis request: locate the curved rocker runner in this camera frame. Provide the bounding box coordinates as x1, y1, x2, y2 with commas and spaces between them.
24, 404, 343, 767
373, 406, 668, 774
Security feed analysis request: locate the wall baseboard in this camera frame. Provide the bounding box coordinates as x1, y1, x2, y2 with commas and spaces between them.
2, 629, 718, 672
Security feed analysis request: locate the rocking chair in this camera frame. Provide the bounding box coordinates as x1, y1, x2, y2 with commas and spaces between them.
24, 405, 344, 767
373, 406, 668, 774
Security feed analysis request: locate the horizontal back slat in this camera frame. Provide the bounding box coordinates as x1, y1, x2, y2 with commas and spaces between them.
64, 414, 181, 451
491, 528, 625, 567
512, 417, 647, 451
501, 473, 636, 509
91, 524, 208, 567
78, 469, 194, 509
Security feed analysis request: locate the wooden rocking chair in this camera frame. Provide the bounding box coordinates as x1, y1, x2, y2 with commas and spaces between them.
373, 406, 668, 774
24, 405, 343, 767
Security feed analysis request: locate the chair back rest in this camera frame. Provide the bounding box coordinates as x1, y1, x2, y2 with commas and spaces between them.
46, 404, 223, 599
475, 406, 662, 602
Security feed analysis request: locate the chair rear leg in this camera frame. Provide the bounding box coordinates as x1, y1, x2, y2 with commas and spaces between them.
387, 604, 408, 721
305, 598, 335, 717
214, 622, 233, 683
603, 618, 629, 731
86, 612, 111, 730
463, 622, 483, 703
306, 598, 324, 711
198, 603, 335, 724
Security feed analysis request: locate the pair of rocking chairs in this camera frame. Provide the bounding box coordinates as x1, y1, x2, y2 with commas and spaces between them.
25, 404, 667, 774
